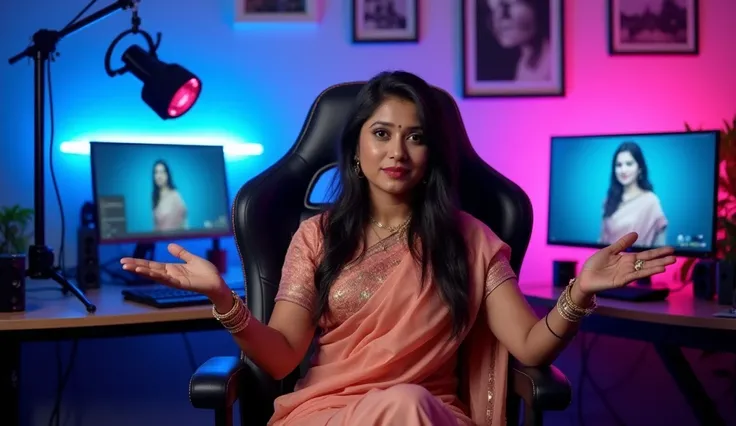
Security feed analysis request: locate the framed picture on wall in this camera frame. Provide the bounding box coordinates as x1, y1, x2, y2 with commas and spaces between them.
352, 0, 419, 43
608, 0, 699, 54
461, 0, 565, 98
235, 0, 320, 22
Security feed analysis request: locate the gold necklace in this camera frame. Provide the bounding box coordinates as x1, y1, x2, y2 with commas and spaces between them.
370, 215, 411, 233
370, 226, 387, 251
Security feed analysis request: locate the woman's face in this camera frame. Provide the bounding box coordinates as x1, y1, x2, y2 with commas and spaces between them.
154, 163, 169, 188
356, 97, 428, 200
614, 151, 640, 186
486, 0, 538, 48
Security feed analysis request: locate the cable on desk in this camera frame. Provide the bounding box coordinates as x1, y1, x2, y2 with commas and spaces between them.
47, 4, 97, 424
47, 33, 65, 275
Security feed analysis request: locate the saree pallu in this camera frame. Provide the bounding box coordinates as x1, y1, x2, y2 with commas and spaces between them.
270, 212, 516, 425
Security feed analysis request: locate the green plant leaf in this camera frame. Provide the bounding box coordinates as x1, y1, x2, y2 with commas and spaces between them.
0, 204, 33, 255
679, 115, 736, 278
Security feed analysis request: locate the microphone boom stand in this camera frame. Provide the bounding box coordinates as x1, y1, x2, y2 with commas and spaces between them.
8, 0, 139, 313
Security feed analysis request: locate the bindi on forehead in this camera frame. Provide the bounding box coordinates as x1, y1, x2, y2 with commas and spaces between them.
368, 120, 422, 131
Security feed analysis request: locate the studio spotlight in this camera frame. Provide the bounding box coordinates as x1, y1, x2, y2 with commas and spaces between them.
6, 0, 202, 315
103, 4, 201, 119
121, 45, 201, 119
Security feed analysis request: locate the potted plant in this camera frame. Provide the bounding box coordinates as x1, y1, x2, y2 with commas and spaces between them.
0, 205, 34, 255
679, 116, 736, 281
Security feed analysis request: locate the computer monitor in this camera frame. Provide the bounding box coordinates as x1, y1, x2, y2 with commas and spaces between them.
547, 130, 719, 258
90, 142, 231, 245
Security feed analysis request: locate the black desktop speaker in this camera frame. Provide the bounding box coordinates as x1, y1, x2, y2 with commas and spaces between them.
553, 260, 577, 288
716, 260, 736, 306
76, 226, 100, 290
691, 259, 716, 300
691, 259, 736, 305
76, 202, 100, 290
0, 254, 26, 312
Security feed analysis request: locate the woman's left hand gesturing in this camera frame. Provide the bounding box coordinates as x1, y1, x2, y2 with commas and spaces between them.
576, 232, 677, 296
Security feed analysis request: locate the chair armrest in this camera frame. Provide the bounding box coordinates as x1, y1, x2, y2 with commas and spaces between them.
511, 361, 571, 411
190, 356, 248, 409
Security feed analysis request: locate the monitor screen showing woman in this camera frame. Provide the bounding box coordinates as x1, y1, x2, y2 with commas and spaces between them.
152, 159, 188, 232
90, 142, 231, 243
548, 130, 719, 256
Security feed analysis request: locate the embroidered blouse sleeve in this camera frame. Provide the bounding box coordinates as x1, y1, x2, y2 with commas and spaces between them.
274, 219, 321, 313
484, 245, 518, 299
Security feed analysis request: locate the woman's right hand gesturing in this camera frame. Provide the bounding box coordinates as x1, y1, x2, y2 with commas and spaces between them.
120, 243, 226, 298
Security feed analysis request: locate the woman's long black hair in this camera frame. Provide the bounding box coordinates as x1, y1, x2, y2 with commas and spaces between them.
603, 141, 654, 218
313, 71, 471, 337
152, 159, 176, 209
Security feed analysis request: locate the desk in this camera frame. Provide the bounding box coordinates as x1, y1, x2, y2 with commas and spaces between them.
0, 275, 243, 426
521, 282, 736, 426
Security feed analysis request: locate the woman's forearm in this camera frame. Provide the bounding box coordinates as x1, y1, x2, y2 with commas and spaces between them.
522, 282, 593, 366
210, 290, 303, 380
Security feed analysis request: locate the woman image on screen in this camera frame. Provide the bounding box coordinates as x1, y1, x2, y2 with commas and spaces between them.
153, 160, 188, 232
600, 142, 668, 247
483, 0, 551, 81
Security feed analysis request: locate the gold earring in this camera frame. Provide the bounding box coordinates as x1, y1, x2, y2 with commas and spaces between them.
354, 158, 364, 178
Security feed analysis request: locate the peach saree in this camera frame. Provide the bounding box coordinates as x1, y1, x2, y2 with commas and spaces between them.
601, 191, 668, 247
270, 212, 517, 426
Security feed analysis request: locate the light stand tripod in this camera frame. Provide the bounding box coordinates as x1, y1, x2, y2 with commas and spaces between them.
8, 0, 140, 313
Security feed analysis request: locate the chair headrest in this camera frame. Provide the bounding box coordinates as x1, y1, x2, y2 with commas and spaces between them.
233, 81, 533, 284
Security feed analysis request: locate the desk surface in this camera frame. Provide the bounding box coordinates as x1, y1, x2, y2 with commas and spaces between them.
0, 269, 246, 332
520, 282, 736, 331
4, 280, 735, 332
0, 282, 222, 332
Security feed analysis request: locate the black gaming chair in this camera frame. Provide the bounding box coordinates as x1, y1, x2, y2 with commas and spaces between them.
189, 82, 572, 426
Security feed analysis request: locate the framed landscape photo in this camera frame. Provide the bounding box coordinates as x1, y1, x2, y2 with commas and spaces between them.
608, 0, 699, 54
461, 0, 565, 98
352, 0, 419, 43
235, 0, 320, 23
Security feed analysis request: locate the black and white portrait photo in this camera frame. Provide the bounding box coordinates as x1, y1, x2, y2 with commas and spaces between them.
608, 0, 698, 54
352, 0, 418, 43
235, 0, 319, 22
462, 0, 565, 98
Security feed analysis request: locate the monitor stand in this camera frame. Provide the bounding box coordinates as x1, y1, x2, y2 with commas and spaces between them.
206, 237, 227, 273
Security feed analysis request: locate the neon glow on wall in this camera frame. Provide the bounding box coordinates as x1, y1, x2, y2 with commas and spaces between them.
59, 135, 263, 159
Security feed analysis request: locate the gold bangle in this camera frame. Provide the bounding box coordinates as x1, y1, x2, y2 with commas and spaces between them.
556, 279, 596, 322
212, 293, 252, 334
556, 299, 582, 322
212, 290, 242, 321
220, 302, 247, 328
226, 309, 252, 334
565, 278, 597, 314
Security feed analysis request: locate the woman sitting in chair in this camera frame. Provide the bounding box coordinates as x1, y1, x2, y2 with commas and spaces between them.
121, 71, 675, 425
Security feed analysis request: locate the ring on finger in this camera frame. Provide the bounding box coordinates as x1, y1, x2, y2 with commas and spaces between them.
634, 259, 645, 271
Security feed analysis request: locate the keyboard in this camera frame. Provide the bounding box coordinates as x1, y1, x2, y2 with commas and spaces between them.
122, 284, 246, 309
597, 286, 670, 302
